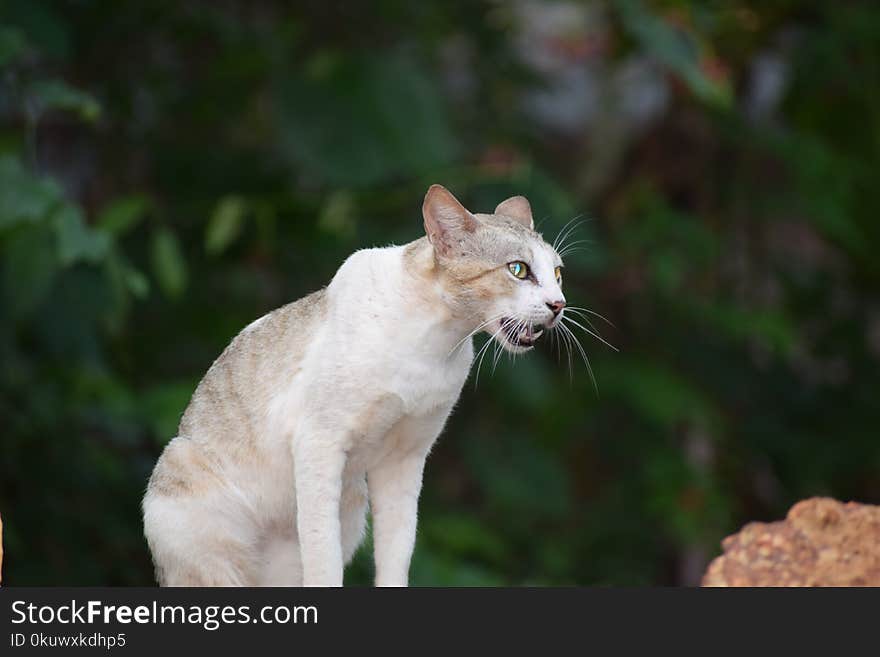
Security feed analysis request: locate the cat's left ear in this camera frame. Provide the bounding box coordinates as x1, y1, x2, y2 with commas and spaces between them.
423, 184, 477, 257
495, 196, 534, 230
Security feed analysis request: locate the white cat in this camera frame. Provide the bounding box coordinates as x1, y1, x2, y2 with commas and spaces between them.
142, 184, 566, 586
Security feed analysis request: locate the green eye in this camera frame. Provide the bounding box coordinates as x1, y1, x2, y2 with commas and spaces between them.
508, 261, 528, 279
555, 266, 562, 285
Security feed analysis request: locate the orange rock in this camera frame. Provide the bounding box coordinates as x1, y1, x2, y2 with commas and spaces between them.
703, 497, 880, 586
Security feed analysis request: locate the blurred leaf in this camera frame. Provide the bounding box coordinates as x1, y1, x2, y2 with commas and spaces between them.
52, 205, 110, 266
27, 79, 101, 122
124, 266, 149, 299
104, 252, 148, 331
205, 195, 247, 256
150, 227, 187, 298
615, 0, 731, 107
0, 156, 62, 229
317, 190, 356, 239
97, 196, 149, 236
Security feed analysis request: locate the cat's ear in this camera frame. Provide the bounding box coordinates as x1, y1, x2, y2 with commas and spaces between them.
494, 196, 534, 230
422, 184, 477, 256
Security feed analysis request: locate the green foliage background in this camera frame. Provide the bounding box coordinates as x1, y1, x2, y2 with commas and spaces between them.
1, 1, 878, 585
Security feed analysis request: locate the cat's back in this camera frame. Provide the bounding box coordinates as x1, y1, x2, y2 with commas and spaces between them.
177, 288, 328, 443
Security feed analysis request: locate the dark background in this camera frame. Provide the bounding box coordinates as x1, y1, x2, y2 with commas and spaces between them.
1, 0, 878, 586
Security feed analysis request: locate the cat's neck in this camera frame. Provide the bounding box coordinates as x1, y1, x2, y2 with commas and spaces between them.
392, 238, 477, 357
327, 238, 478, 360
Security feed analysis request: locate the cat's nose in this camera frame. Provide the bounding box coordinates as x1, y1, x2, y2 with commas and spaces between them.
546, 300, 566, 316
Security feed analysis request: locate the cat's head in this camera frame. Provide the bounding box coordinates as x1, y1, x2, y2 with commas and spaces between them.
423, 184, 565, 354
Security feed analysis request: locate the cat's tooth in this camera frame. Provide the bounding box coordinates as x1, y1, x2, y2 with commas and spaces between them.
533, 329, 543, 340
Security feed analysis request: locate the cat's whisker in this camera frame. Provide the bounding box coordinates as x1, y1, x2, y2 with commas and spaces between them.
563, 306, 616, 328
553, 225, 580, 254
559, 321, 598, 394
555, 217, 595, 255
558, 244, 593, 259
550, 321, 562, 363
472, 338, 495, 388
557, 320, 574, 384
561, 309, 606, 343
554, 215, 583, 243
492, 339, 503, 374
558, 239, 593, 256
552, 215, 585, 252
556, 216, 597, 255
560, 315, 618, 352
448, 312, 508, 357
534, 215, 551, 232
492, 317, 520, 374
558, 247, 589, 259
474, 318, 512, 386
473, 332, 498, 387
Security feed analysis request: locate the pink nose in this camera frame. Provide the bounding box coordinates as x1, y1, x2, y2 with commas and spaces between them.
546, 300, 565, 316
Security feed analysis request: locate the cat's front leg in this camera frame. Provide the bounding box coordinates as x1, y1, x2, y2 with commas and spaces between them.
293, 429, 346, 586
368, 443, 431, 587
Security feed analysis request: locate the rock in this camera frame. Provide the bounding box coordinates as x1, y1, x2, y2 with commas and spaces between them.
702, 497, 880, 586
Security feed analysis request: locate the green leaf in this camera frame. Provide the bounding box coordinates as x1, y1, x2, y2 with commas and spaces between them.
150, 227, 187, 298
27, 79, 101, 122
124, 266, 149, 299
317, 190, 356, 239
97, 196, 149, 236
615, 0, 731, 107
52, 205, 110, 266
103, 252, 147, 331
0, 156, 63, 229
205, 195, 247, 255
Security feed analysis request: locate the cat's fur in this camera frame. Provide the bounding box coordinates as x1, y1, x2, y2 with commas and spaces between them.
142, 185, 566, 586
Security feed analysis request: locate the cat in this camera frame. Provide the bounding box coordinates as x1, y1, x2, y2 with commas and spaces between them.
142, 184, 567, 586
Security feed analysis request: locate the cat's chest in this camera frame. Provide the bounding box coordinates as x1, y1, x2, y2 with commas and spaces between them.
346, 351, 470, 471
383, 345, 471, 416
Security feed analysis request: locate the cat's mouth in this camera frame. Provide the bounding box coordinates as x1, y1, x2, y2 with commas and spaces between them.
495, 317, 544, 352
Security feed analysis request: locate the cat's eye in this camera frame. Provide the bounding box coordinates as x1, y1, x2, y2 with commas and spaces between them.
508, 261, 529, 279
555, 266, 563, 285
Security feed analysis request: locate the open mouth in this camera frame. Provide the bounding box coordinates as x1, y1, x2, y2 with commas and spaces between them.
497, 317, 544, 350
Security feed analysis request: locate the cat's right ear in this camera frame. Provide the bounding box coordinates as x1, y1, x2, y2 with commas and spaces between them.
423, 184, 477, 257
